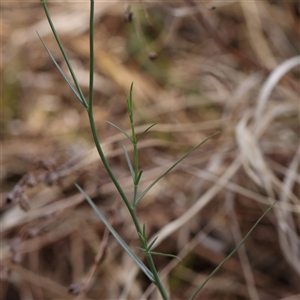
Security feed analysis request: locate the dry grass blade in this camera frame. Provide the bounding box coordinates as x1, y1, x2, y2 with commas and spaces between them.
2, 1, 299, 299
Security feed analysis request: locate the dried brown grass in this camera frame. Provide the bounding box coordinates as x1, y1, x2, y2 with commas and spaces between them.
1, 1, 299, 300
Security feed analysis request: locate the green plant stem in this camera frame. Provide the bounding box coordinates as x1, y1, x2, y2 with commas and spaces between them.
133, 144, 139, 205
88, 0, 94, 108
130, 114, 139, 206
86, 4, 168, 298
145, 252, 169, 300
131, 206, 169, 300
86, 0, 131, 218
127, 84, 139, 206
87, 0, 135, 228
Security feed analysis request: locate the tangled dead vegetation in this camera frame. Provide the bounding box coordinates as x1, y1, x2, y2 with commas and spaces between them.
1, 1, 299, 299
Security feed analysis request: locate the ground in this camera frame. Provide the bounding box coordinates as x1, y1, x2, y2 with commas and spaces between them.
1, 1, 299, 299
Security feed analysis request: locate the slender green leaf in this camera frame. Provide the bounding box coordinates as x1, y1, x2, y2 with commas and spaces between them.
126, 98, 132, 119
106, 121, 132, 141
126, 83, 134, 120
37, 33, 84, 106
137, 123, 157, 142
188, 202, 275, 300
136, 170, 143, 185
137, 247, 181, 261
137, 247, 146, 252
40, 0, 88, 108
148, 236, 159, 251
75, 183, 154, 283
122, 145, 134, 179
135, 132, 219, 206
127, 83, 134, 107
138, 232, 146, 244
149, 252, 182, 261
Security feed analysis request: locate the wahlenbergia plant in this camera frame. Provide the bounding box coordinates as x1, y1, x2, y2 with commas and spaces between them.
39, 0, 275, 298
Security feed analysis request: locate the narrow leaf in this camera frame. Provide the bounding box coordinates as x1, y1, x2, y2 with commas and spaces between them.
149, 251, 182, 261
136, 247, 146, 252
126, 83, 134, 119
122, 145, 134, 179
127, 82, 134, 105
106, 121, 132, 141
148, 236, 159, 251
188, 202, 275, 300
136, 170, 143, 185
137, 232, 146, 244
75, 183, 154, 283
135, 132, 219, 205
137, 123, 157, 142
37, 33, 84, 106
40, 0, 87, 108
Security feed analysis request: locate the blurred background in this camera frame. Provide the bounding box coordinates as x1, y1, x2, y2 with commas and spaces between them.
1, 1, 299, 299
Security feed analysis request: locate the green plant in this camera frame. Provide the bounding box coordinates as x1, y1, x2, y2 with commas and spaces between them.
39, 0, 275, 299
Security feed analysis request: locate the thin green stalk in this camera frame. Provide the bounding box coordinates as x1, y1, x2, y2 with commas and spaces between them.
88, 0, 94, 108
129, 108, 138, 178
86, 9, 167, 297
137, 232, 169, 300
130, 208, 169, 300
85, 22, 159, 295
127, 84, 139, 206
132, 140, 139, 205
41, 1, 179, 298
146, 252, 169, 300
86, 0, 133, 223
126, 88, 168, 298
